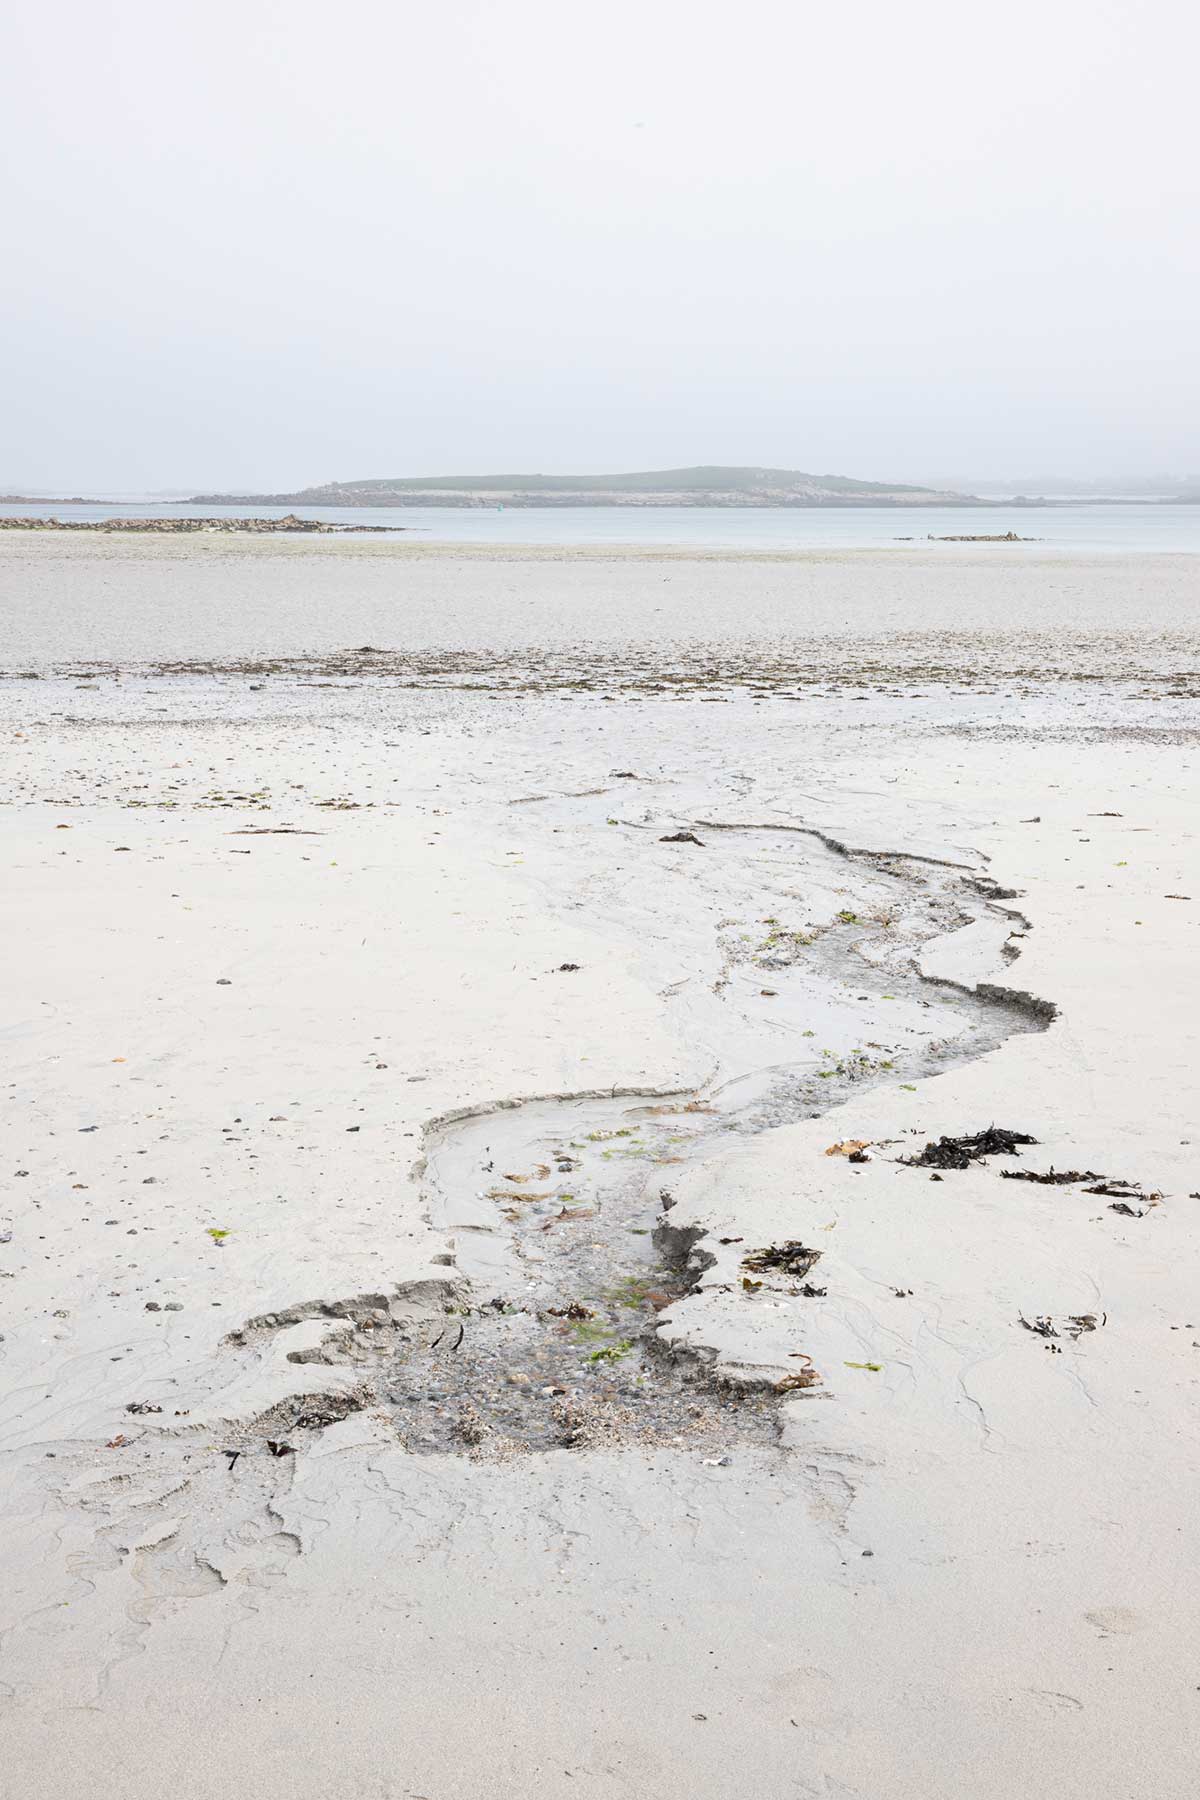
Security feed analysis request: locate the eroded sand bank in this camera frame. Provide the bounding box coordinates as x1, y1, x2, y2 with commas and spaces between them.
1, 541, 1198, 1797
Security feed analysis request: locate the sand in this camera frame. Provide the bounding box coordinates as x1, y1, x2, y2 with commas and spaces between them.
1, 538, 1198, 1797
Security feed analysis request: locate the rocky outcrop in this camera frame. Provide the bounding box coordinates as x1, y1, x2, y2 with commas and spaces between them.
0, 514, 402, 533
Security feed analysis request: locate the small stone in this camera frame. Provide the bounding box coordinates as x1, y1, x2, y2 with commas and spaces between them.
144, 1302, 161, 1312
505, 1370, 531, 1387
163, 1302, 184, 1312
216, 978, 232, 986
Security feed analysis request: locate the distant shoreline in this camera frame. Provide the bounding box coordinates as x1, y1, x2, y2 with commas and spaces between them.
0, 514, 403, 534
185, 493, 984, 510
4, 494, 1195, 511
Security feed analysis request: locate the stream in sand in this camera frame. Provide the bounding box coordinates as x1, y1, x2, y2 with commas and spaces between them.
381, 836, 1047, 1457
13, 800, 1054, 1662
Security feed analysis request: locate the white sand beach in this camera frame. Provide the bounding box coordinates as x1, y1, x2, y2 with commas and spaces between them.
2, 537, 1198, 1798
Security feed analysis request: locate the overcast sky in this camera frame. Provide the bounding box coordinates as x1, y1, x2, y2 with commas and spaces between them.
3, 0, 1197, 491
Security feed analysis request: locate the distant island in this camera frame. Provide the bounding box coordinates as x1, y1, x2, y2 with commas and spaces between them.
186, 465, 978, 509
7, 469, 1197, 512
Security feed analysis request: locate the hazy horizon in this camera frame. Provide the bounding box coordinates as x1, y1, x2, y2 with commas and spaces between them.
4, 0, 1197, 492
4, 465, 1199, 503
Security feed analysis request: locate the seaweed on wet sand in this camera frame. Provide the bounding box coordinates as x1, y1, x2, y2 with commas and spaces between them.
741, 1242, 822, 1279
1019, 1311, 1104, 1345
776, 1354, 822, 1393
902, 1126, 1038, 1170
1085, 1181, 1155, 1200
1000, 1167, 1108, 1185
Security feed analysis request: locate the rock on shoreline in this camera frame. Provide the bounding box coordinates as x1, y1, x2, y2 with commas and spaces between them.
0, 513, 402, 534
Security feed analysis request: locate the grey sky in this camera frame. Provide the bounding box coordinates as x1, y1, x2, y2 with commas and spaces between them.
4, 0, 1197, 491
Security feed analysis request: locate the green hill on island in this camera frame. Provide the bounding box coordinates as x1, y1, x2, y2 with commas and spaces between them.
189, 465, 975, 508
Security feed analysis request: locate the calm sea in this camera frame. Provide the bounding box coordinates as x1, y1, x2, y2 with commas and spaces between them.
2, 500, 1199, 552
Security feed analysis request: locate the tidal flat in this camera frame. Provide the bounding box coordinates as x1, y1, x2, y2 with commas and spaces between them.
1, 537, 1198, 1799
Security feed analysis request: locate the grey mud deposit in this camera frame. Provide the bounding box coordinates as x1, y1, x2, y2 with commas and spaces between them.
368, 845, 1049, 1460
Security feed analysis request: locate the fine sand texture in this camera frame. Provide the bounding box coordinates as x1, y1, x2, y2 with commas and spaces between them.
1, 538, 1198, 1798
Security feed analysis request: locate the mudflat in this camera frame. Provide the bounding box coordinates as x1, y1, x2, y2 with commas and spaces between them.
1, 539, 1198, 1798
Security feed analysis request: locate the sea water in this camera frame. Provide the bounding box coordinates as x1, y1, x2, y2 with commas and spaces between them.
3, 498, 1200, 552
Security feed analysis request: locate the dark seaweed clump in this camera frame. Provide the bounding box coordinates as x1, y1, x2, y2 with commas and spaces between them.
741, 1242, 822, 1278
902, 1126, 1037, 1170
999, 1166, 1108, 1186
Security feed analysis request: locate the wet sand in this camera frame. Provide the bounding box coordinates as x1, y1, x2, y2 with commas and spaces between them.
1, 539, 1198, 1797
